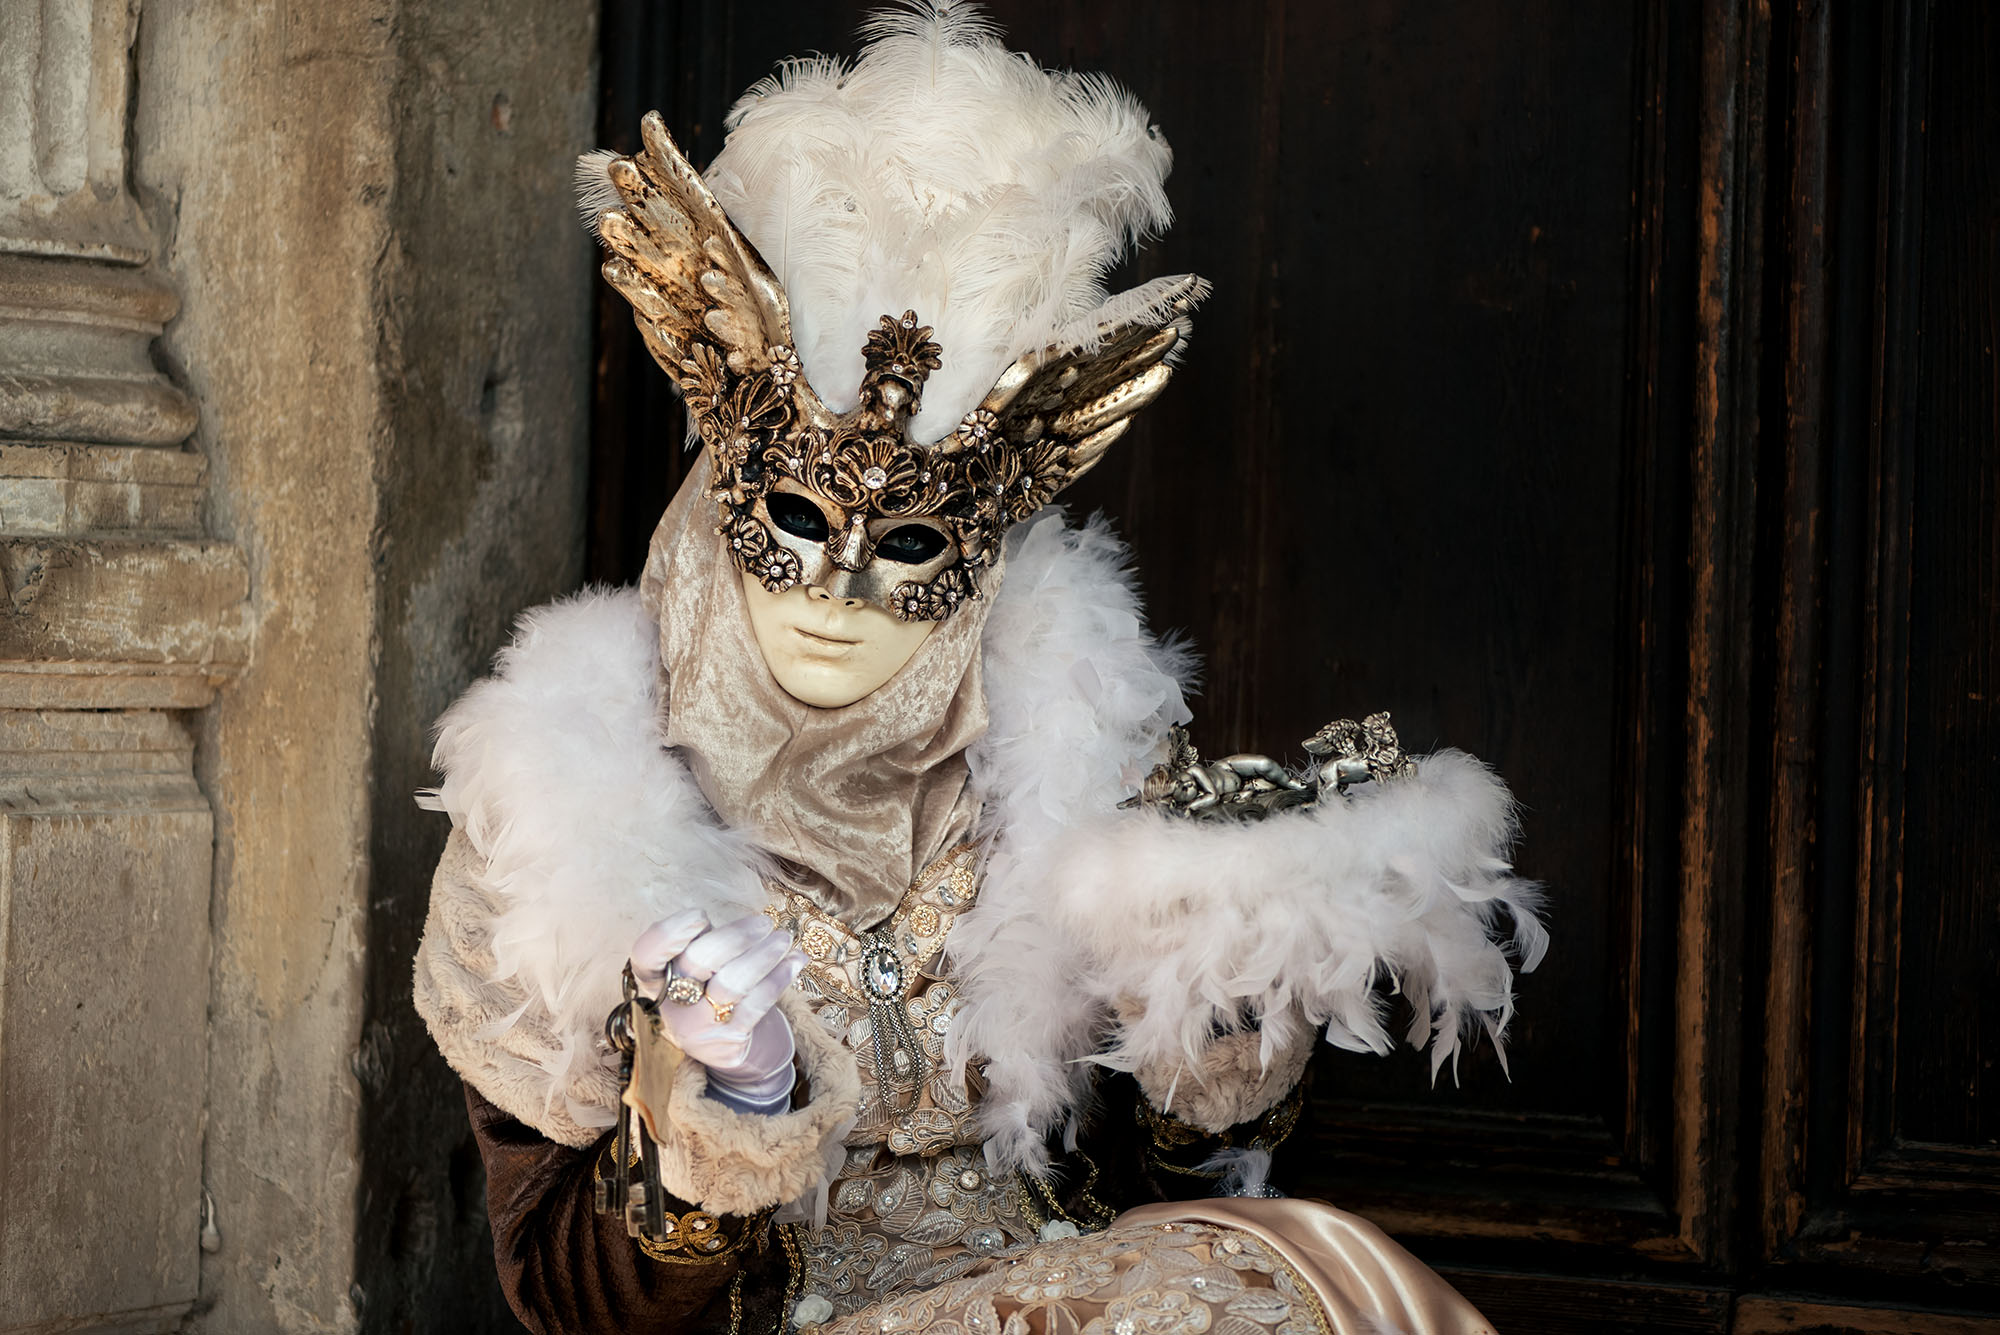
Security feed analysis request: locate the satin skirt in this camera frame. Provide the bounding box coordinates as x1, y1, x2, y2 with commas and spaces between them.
812, 1198, 1495, 1335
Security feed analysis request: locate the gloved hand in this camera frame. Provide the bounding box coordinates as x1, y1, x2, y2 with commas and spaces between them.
631, 910, 808, 1116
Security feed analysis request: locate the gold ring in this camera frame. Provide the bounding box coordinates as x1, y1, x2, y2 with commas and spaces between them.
708, 997, 736, 1024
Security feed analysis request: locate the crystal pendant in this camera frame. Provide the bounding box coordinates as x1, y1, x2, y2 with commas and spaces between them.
863, 944, 904, 999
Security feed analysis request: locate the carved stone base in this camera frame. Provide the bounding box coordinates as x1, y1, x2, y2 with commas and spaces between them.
0, 255, 198, 448
0, 710, 208, 1334
0, 443, 206, 537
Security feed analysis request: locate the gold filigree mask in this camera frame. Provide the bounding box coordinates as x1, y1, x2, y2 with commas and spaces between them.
590, 113, 1204, 621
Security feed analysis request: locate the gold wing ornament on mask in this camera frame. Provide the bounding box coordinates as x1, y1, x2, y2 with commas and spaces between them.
589, 113, 825, 465
938, 273, 1208, 506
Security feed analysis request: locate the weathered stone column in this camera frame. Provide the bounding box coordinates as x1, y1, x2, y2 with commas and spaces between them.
3, 0, 594, 1326
130, 0, 596, 1329
0, 1, 249, 1331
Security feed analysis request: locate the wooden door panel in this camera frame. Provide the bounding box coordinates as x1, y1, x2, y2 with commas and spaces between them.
1874, 0, 2000, 1170
1761, 0, 2000, 1305
1822, 0, 2000, 1277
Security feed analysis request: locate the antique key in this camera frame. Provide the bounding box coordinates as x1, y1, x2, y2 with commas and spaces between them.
596, 963, 683, 1239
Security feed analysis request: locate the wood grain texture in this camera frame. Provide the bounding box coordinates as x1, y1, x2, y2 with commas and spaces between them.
1760, 0, 2000, 1303
1760, 0, 1834, 1263
1733, 1297, 2000, 1335
1675, 0, 1767, 1270
1441, 1270, 1732, 1335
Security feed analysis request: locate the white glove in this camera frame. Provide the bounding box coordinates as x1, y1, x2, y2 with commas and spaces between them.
631, 910, 807, 1115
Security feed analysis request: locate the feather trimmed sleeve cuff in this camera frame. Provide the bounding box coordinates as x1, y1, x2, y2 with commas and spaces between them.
645, 991, 862, 1217
416, 832, 861, 1218
953, 748, 1546, 1174
1071, 748, 1543, 1075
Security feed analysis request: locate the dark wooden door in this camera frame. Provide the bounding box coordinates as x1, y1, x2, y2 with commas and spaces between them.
591, 4, 2000, 1331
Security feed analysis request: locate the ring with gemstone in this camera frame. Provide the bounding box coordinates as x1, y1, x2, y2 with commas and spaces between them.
661, 965, 705, 1007
707, 996, 736, 1025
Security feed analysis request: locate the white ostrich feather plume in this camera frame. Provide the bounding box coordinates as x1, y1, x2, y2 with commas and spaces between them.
702, 2, 1177, 441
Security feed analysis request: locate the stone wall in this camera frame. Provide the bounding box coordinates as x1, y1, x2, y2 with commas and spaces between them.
0, 1, 597, 1330
359, 2, 598, 1326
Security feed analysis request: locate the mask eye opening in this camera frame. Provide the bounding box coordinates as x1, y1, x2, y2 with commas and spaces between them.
874, 523, 951, 565
766, 491, 831, 542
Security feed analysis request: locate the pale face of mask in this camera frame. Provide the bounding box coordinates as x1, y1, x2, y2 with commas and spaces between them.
740, 572, 938, 708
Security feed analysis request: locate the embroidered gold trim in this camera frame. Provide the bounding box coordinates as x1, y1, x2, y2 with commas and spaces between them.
1249, 1081, 1306, 1152
1136, 1097, 1206, 1153
634, 1209, 743, 1264
1136, 1079, 1306, 1179
591, 1138, 768, 1265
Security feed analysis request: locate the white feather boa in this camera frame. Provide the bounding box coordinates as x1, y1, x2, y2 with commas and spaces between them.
418, 511, 1544, 1170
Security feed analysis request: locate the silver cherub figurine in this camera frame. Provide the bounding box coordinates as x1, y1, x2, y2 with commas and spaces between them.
1122, 712, 1415, 821
1302, 712, 1417, 787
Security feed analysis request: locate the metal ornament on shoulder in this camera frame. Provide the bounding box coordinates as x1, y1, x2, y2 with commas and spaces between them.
1121, 711, 1417, 821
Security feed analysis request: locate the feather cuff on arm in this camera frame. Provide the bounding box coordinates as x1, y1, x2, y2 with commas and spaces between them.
413, 588, 773, 1144
956, 746, 1544, 1175
1066, 750, 1545, 1082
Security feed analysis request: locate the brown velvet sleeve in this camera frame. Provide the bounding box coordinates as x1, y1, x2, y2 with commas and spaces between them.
1064, 1068, 1309, 1213
466, 1083, 798, 1335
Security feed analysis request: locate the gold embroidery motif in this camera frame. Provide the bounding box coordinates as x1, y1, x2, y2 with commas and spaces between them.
633, 1209, 735, 1262
800, 922, 839, 960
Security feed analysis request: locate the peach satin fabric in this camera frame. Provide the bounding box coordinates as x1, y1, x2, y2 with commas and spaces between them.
1120, 1199, 1498, 1335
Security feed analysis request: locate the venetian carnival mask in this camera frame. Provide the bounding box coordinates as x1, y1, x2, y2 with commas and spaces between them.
587, 113, 1203, 623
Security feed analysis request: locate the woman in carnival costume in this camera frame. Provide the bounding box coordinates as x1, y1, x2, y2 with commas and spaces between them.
415, 7, 1545, 1332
